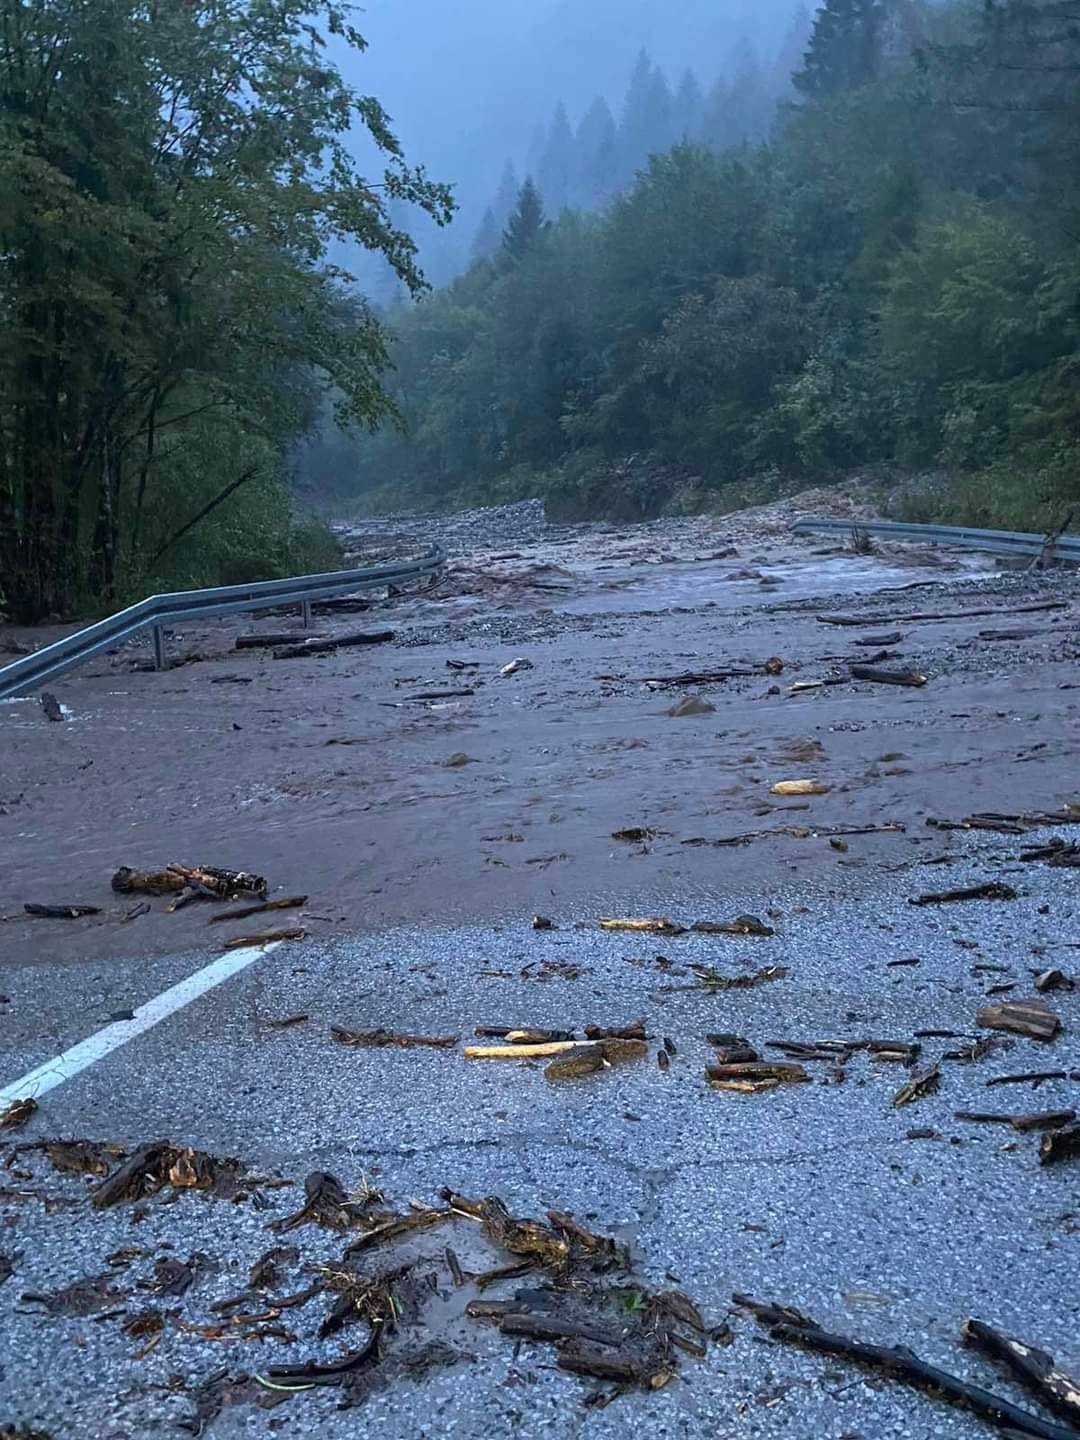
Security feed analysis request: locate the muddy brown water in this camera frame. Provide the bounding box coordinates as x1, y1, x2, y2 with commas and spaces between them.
1, 521, 1077, 974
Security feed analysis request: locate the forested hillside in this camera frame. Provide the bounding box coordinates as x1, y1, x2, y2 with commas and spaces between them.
0, 1, 451, 622
312, 0, 1080, 529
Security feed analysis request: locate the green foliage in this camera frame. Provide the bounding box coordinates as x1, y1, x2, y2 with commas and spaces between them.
299, 0, 1080, 532
0, 0, 452, 621
502, 180, 549, 264
794, 0, 888, 98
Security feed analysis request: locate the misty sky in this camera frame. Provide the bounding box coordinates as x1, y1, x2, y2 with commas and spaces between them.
336, 0, 805, 288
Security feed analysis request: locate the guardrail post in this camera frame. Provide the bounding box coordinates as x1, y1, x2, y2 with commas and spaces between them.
152, 624, 166, 672
300, 599, 313, 629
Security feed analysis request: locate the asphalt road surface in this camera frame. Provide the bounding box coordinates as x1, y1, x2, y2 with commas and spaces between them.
2, 838, 1079, 1439
1, 514, 1079, 1439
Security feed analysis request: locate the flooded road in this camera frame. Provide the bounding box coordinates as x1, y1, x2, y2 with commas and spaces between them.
1, 497, 1079, 1439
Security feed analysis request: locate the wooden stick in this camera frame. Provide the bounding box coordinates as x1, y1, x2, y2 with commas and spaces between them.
962, 1319, 1080, 1429
818, 600, 1068, 627
770, 1322, 1079, 1440
222, 927, 304, 950
849, 665, 927, 687
464, 1040, 586, 1059
273, 630, 394, 659
1039, 1123, 1080, 1166
209, 896, 308, 925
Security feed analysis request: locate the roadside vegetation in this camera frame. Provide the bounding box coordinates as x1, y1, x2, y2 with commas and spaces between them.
0, 1, 452, 621
308, 0, 1080, 534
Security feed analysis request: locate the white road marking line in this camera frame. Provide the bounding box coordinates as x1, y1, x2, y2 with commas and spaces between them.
0, 942, 280, 1108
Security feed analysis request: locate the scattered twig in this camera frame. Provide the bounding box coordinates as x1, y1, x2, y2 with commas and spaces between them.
222, 928, 304, 950
209, 896, 308, 925
23, 903, 101, 919
963, 1319, 1080, 1428
768, 1320, 1079, 1440
330, 1026, 459, 1050
910, 882, 1017, 906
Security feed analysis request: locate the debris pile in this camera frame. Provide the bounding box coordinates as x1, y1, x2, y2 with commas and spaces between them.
736, 1296, 1080, 1440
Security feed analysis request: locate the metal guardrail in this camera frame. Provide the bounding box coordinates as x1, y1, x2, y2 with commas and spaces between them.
0, 545, 444, 700
792, 517, 1080, 563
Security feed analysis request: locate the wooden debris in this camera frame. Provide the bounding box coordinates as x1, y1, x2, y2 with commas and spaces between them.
944, 1036, 998, 1062
691, 915, 774, 937
733, 1293, 817, 1328
499, 1310, 624, 1346
766, 1039, 853, 1061
90, 1142, 246, 1208
235, 632, 317, 648
21, 1271, 128, 1316
208, 896, 307, 924
39, 1139, 124, 1175
112, 863, 266, 899
445, 1248, 466, 1286
684, 821, 904, 848
962, 1318, 1080, 1429
222, 927, 303, 950
330, 1026, 459, 1050
558, 1343, 669, 1386
584, 1021, 647, 1041
545, 1046, 606, 1080
910, 882, 1017, 906
708, 1037, 760, 1064
500, 657, 533, 676
690, 964, 788, 992
272, 629, 394, 658
849, 665, 927, 687
928, 809, 1080, 835
474, 1025, 575, 1042
465, 1039, 584, 1060
634, 668, 753, 686
768, 1319, 1079, 1440
893, 1063, 941, 1107
977, 998, 1061, 1042
269, 1172, 367, 1234
1039, 1123, 1080, 1166
249, 1245, 299, 1290
598, 916, 684, 934
1034, 969, 1074, 993
23, 903, 100, 919
40, 691, 64, 721
868, 1040, 921, 1063
532, 915, 555, 930
817, 599, 1068, 626
771, 779, 830, 796
612, 826, 658, 842
0, 1098, 37, 1131
441, 1191, 572, 1269
854, 631, 903, 646
706, 1062, 810, 1087
264, 1013, 308, 1030
1020, 839, 1080, 869
402, 688, 475, 702
986, 1070, 1074, 1088
343, 1207, 451, 1255
955, 1110, 1076, 1132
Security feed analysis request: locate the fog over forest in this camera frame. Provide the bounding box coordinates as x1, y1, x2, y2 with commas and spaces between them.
4, 0, 1076, 622
341, 0, 809, 290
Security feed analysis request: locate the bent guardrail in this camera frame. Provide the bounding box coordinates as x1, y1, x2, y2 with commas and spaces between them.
792, 517, 1080, 563
0, 544, 444, 700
